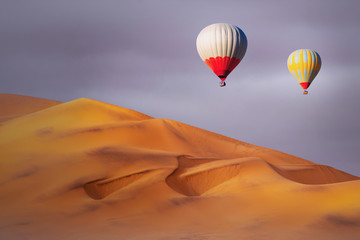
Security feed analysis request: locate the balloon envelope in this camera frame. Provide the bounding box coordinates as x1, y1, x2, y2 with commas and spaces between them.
196, 23, 247, 82
287, 49, 321, 93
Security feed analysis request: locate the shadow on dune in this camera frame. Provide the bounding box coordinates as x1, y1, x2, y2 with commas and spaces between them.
84, 169, 157, 200
165, 156, 359, 196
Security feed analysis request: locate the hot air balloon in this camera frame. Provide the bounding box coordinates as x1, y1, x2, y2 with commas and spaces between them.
287, 49, 321, 95
196, 23, 247, 87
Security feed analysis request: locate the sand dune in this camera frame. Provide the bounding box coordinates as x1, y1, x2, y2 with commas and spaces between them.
0, 93, 61, 122
85, 169, 162, 200
0, 93, 359, 240
166, 156, 359, 196
166, 156, 258, 196
272, 163, 359, 184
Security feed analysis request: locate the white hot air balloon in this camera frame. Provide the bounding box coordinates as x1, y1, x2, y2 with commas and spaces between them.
196, 23, 247, 87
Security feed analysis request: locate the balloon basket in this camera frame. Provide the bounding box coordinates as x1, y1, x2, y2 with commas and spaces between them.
303, 90, 308, 95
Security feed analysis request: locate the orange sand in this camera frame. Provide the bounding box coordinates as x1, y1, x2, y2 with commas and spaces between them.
0, 93, 61, 123
0, 94, 359, 240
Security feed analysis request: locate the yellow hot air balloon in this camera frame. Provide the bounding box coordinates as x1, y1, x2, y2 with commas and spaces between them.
287, 49, 321, 94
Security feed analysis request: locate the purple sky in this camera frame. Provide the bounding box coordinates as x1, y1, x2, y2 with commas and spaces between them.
1, 0, 360, 176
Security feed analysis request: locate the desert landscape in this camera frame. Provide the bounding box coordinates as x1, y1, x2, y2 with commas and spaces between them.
0, 93, 359, 240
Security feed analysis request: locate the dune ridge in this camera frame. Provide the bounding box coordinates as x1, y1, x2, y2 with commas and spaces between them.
84, 169, 160, 200
166, 156, 250, 196
166, 156, 359, 196
0, 93, 61, 122
271, 163, 359, 184
82, 155, 359, 199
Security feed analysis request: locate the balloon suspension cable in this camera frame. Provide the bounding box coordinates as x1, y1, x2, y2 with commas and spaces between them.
303, 90, 308, 95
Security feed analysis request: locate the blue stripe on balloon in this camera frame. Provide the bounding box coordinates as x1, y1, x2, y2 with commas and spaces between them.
304, 69, 308, 82
309, 69, 314, 82
295, 50, 300, 63
315, 51, 321, 64
297, 69, 303, 82
311, 50, 315, 62
292, 70, 298, 81
303, 49, 308, 63
289, 53, 293, 65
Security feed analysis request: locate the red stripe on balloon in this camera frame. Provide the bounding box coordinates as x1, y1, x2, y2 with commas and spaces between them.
204, 56, 240, 81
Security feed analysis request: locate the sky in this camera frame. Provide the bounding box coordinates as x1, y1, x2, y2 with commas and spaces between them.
1, 0, 360, 176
